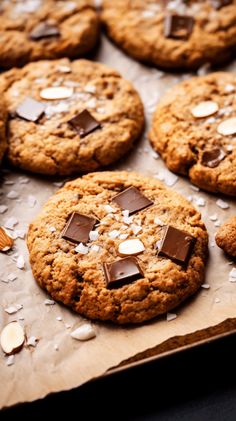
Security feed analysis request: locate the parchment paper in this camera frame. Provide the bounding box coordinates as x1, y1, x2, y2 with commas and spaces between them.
0, 35, 236, 409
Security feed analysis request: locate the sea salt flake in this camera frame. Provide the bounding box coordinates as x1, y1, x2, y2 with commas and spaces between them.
54, 344, 59, 351
6, 190, 19, 199
44, 299, 55, 305
229, 268, 236, 282
4, 180, 14, 185
216, 199, 229, 209
91, 244, 100, 252
4, 217, 18, 230
131, 224, 142, 235
123, 216, 133, 225
197, 63, 211, 76
109, 230, 120, 239
89, 231, 99, 241
53, 181, 64, 187
15, 229, 26, 239
119, 233, 129, 240
0, 205, 8, 214
27, 336, 38, 347
6, 355, 14, 366
49, 226, 56, 233
104, 205, 115, 214
215, 298, 220, 303
214, 220, 221, 227
154, 217, 164, 226
19, 177, 29, 184
7, 273, 17, 282
224, 84, 235, 93
151, 151, 159, 159
5, 305, 20, 314
195, 197, 205, 207
16, 255, 25, 269
209, 214, 217, 221
75, 243, 89, 254
167, 313, 177, 322
122, 210, 130, 218
155, 169, 178, 187
84, 85, 96, 94
56, 316, 62, 321
190, 185, 200, 192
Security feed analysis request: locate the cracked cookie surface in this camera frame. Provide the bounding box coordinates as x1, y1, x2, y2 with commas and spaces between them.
149, 72, 236, 196
102, 0, 236, 70
216, 216, 236, 257
27, 171, 208, 324
0, 58, 144, 175
0, 0, 99, 69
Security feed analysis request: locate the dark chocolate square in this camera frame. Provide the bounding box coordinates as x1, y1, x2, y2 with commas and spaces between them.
103, 257, 143, 289
164, 14, 195, 40
112, 186, 153, 215
62, 212, 97, 244
68, 109, 101, 138
30, 22, 60, 40
201, 147, 225, 168
158, 225, 196, 265
16, 97, 45, 122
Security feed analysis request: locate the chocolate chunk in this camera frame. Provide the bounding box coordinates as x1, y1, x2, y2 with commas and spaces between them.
68, 110, 101, 138
201, 147, 226, 168
164, 14, 195, 40
30, 22, 60, 40
16, 97, 45, 122
62, 212, 97, 244
103, 257, 143, 289
158, 225, 196, 265
112, 186, 153, 215
210, 0, 232, 10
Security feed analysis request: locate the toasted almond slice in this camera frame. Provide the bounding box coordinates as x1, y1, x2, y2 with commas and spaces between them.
191, 101, 219, 118
0, 322, 25, 355
40, 86, 73, 100
118, 239, 145, 256
217, 117, 236, 136
0, 226, 14, 252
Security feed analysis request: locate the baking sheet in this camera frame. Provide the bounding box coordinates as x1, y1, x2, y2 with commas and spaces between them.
0, 35, 236, 409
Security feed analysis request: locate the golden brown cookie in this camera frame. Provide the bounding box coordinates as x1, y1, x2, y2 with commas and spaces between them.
149, 72, 236, 196
215, 216, 236, 257
0, 0, 99, 69
0, 58, 144, 175
102, 0, 236, 70
27, 171, 208, 324
0, 95, 7, 165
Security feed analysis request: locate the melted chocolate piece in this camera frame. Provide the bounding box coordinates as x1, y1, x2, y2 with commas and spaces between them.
112, 186, 153, 215
68, 109, 101, 138
201, 148, 226, 168
62, 212, 97, 244
103, 257, 143, 289
158, 225, 196, 265
30, 22, 60, 40
15, 97, 45, 122
164, 14, 195, 40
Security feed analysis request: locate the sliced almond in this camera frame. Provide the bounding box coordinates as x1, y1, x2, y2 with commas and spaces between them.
217, 117, 236, 136
191, 101, 219, 118
118, 239, 145, 256
40, 86, 73, 100
0, 322, 25, 355
0, 226, 14, 252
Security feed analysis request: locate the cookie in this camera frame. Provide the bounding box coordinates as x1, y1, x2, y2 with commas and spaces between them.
27, 171, 208, 324
0, 95, 7, 165
215, 216, 236, 257
0, 58, 144, 175
0, 0, 99, 69
149, 72, 236, 196
102, 0, 236, 70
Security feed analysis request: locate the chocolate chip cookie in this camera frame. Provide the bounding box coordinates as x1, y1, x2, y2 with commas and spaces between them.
0, 95, 7, 165
149, 72, 236, 196
0, 0, 99, 69
27, 171, 208, 324
102, 0, 236, 70
216, 216, 236, 257
0, 58, 144, 175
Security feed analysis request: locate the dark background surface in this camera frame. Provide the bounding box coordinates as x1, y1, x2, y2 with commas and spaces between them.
2, 333, 236, 421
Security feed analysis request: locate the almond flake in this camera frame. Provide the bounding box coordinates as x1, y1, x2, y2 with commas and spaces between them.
0, 322, 25, 355
191, 101, 219, 118
70, 323, 96, 341
118, 239, 145, 256
217, 117, 236, 136
40, 86, 73, 100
